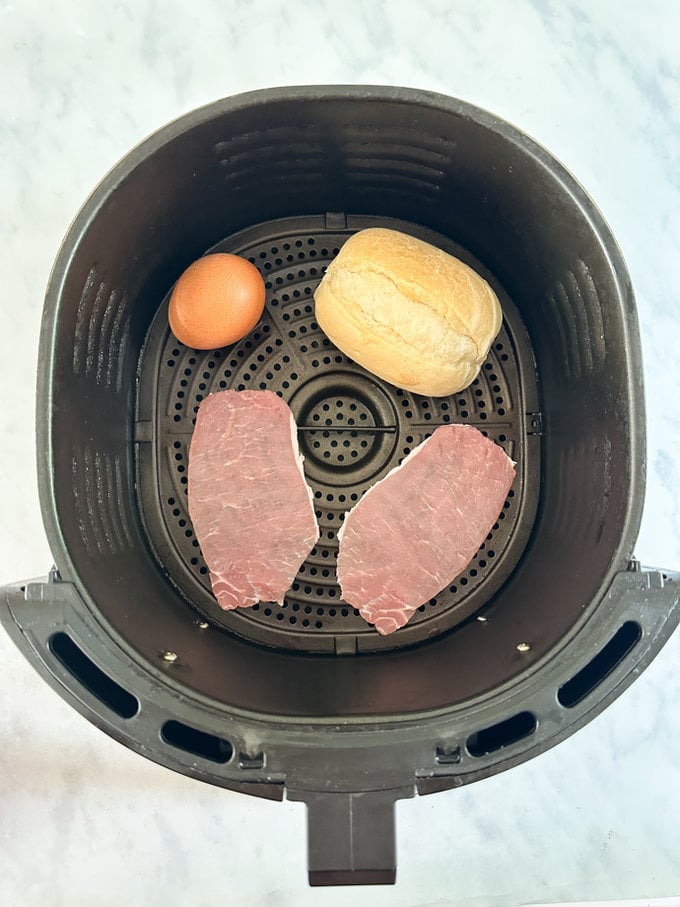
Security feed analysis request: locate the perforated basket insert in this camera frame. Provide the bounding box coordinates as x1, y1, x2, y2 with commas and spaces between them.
136, 214, 540, 654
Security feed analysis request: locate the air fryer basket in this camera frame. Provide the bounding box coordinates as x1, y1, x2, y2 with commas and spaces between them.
2, 86, 678, 886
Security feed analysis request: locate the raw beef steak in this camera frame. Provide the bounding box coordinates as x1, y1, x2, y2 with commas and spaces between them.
188, 390, 319, 609
337, 424, 515, 635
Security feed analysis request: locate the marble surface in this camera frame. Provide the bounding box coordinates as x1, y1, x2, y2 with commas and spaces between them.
1, 1, 679, 904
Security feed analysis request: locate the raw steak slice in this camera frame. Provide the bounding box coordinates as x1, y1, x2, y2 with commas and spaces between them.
188, 390, 319, 610
337, 424, 515, 635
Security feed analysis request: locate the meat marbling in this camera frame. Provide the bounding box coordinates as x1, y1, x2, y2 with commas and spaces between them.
188, 390, 319, 609
337, 424, 516, 635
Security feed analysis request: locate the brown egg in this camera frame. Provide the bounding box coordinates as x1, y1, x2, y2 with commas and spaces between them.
169, 253, 266, 349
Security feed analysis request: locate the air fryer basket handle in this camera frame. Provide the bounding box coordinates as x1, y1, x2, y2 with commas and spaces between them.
2, 566, 679, 889
287, 788, 410, 886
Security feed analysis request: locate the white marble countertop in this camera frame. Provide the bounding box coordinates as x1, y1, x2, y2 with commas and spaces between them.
1, 1, 679, 905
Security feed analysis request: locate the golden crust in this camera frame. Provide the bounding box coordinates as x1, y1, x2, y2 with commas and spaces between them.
314, 228, 502, 396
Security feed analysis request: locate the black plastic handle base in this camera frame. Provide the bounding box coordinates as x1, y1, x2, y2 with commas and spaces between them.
288, 788, 412, 886
2, 567, 679, 888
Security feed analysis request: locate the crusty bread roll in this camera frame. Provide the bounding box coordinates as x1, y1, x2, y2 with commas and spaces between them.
314, 228, 502, 397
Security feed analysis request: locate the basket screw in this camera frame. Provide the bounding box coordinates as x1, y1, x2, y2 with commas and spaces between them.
476, 615, 488, 623
197, 621, 209, 629
516, 642, 531, 653
161, 650, 178, 663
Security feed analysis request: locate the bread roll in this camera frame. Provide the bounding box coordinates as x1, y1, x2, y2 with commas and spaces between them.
314, 228, 502, 397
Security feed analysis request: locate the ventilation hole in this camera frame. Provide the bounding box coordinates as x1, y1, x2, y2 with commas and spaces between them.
161, 720, 232, 764
199, 565, 207, 574
263, 607, 272, 617
167, 497, 175, 505
315, 621, 323, 629
558, 621, 642, 708
467, 711, 536, 757
49, 633, 138, 719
